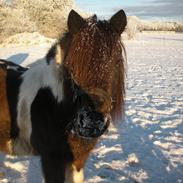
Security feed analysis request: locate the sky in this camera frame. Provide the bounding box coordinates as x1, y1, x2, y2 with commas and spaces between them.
75, 0, 183, 21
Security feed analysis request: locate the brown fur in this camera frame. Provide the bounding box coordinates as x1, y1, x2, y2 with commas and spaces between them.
0, 67, 11, 153
68, 134, 97, 170
65, 18, 126, 122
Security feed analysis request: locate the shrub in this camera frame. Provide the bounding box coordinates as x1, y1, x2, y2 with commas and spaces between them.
0, 0, 73, 43
140, 20, 183, 32
125, 16, 141, 40
13, 0, 74, 38
0, 1, 37, 43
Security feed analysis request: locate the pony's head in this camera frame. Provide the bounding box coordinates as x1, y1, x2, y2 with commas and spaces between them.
46, 9, 127, 138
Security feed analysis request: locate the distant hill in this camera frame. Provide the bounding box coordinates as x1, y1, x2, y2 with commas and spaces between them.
126, 16, 183, 39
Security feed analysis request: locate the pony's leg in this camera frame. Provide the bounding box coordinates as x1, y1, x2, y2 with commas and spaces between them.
65, 164, 84, 183
41, 153, 66, 183
11, 137, 33, 155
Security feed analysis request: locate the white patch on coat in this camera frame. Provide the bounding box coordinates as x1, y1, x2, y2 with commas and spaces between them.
11, 138, 34, 155
65, 164, 84, 183
17, 57, 64, 146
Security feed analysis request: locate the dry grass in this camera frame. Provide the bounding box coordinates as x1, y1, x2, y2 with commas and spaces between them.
140, 20, 183, 32
0, 2, 37, 43
0, 0, 73, 43
14, 0, 74, 38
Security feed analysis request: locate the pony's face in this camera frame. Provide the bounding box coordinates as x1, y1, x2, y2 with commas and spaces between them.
46, 9, 127, 138
65, 10, 127, 123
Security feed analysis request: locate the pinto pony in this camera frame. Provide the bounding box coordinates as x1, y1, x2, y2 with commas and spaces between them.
0, 60, 28, 152
0, 9, 127, 183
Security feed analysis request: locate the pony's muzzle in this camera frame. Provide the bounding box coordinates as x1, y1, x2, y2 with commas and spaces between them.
74, 107, 109, 138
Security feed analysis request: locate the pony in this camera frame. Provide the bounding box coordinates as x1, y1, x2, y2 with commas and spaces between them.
0, 9, 127, 183
0, 59, 28, 153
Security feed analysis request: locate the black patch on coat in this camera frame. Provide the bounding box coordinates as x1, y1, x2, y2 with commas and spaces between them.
46, 44, 57, 64
30, 87, 74, 183
30, 67, 76, 182
4, 60, 28, 139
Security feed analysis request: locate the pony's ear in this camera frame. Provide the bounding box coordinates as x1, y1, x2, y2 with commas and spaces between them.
68, 10, 85, 34
110, 9, 127, 34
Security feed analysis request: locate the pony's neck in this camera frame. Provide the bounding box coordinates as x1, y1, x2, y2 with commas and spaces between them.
21, 58, 64, 103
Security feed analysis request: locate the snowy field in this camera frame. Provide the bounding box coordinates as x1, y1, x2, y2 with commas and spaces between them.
0, 33, 183, 183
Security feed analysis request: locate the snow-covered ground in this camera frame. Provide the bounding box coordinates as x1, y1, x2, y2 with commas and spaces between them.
0, 33, 183, 183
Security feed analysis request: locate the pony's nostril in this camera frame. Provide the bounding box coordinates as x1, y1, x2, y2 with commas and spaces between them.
78, 113, 85, 127
77, 108, 91, 127
78, 113, 84, 122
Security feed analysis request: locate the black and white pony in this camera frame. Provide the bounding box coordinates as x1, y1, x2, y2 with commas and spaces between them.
0, 9, 127, 183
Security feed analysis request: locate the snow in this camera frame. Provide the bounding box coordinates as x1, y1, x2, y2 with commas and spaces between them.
0, 32, 183, 183
0, 32, 55, 48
